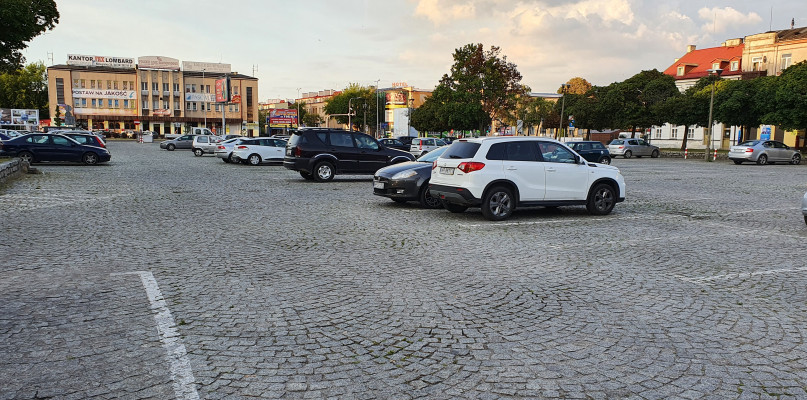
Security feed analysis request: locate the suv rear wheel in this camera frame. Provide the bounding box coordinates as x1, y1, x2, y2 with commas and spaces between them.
586, 183, 616, 215
481, 186, 515, 221
314, 161, 335, 182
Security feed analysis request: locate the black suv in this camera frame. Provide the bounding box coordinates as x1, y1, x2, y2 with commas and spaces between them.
567, 141, 611, 165
284, 128, 415, 181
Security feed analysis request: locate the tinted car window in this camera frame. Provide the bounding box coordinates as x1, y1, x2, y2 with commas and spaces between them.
738, 140, 759, 146
574, 143, 591, 151
440, 142, 481, 159
354, 134, 379, 150
288, 134, 303, 146
315, 132, 327, 143
592, 142, 606, 150
506, 141, 538, 161
329, 132, 354, 147
539, 142, 576, 164
486, 143, 506, 160
53, 136, 73, 146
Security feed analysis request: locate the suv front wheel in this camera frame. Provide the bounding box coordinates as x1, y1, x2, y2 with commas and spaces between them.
481, 186, 515, 221
314, 161, 335, 182
586, 183, 616, 215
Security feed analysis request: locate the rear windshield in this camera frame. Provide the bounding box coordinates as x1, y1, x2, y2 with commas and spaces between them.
738, 140, 759, 146
287, 134, 305, 146
439, 141, 481, 159
610, 140, 624, 145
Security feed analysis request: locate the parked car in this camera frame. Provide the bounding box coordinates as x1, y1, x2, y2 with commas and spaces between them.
284, 128, 415, 182
728, 140, 801, 165
232, 137, 287, 165
442, 137, 458, 144
159, 134, 196, 151
214, 137, 244, 163
373, 146, 449, 208
396, 136, 416, 147
60, 131, 107, 148
429, 137, 626, 221
378, 138, 408, 151
608, 138, 659, 159
223, 134, 242, 140
802, 190, 807, 225
192, 135, 222, 156
568, 141, 611, 164
0, 133, 111, 165
409, 137, 447, 157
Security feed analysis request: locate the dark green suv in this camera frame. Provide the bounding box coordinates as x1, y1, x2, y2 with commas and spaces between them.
568, 141, 611, 165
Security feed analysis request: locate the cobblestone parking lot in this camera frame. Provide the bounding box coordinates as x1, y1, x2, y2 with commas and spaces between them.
2, 141, 807, 399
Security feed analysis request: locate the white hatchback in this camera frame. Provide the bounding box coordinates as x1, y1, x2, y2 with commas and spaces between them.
429, 137, 626, 221
410, 137, 447, 157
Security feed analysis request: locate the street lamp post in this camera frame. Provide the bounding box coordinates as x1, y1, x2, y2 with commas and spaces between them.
557, 83, 570, 139
705, 68, 723, 161
296, 88, 301, 130
202, 69, 206, 129
375, 79, 380, 138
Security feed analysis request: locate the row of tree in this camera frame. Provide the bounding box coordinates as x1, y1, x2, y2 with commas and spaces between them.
319, 43, 807, 149
0, 62, 49, 117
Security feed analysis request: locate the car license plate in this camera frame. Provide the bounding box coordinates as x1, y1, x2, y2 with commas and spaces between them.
439, 167, 454, 175
373, 181, 385, 189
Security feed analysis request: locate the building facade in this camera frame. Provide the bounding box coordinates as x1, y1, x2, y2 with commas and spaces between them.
47, 54, 258, 136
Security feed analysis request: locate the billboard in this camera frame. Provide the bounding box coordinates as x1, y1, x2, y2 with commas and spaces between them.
184, 93, 216, 102
1, 108, 39, 125
138, 56, 180, 70
182, 61, 231, 74
267, 109, 298, 127
215, 77, 230, 103
385, 91, 408, 108
72, 89, 136, 99
67, 54, 135, 69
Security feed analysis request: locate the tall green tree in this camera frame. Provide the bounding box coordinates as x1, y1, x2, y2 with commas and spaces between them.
768, 61, 807, 130
0, 0, 59, 72
0, 62, 49, 116
598, 70, 679, 136
323, 84, 383, 133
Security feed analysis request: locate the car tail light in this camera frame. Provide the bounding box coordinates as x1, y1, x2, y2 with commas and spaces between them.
432, 161, 437, 170
457, 162, 485, 173
95, 137, 106, 148
294, 146, 302, 157
745, 148, 754, 153
217, 145, 225, 149
236, 145, 248, 149
618, 146, 624, 149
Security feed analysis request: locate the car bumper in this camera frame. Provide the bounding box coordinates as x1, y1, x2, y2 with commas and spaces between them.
373, 176, 419, 200
429, 184, 482, 206
728, 152, 756, 161
215, 151, 230, 159
283, 157, 309, 172
802, 192, 807, 216
98, 153, 112, 162
159, 143, 168, 149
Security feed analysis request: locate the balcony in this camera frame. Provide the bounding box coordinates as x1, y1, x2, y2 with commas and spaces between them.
173, 91, 181, 97
163, 91, 170, 96
141, 90, 149, 95
152, 90, 159, 95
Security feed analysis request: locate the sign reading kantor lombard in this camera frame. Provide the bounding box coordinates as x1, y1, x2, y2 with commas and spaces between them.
67, 54, 135, 69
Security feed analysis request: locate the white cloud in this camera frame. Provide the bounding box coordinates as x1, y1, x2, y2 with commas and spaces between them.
414, 0, 476, 25
697, 7, 763, 34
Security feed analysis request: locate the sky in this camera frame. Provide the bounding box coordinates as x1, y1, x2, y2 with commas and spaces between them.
23, 0, 806, 101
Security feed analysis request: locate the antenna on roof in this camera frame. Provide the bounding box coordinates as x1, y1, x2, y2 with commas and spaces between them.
769, 6, 773, 31
792, 18, 795, 29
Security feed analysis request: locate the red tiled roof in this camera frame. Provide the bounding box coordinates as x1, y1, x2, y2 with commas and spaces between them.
663, 44, 744, 80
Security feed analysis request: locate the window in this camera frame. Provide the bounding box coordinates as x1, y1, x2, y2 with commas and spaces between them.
130, 81, 134, 90
505, 141, 538, 161
142, 82, 148, 91
82, 99, 87, 107
654, 128, 662, 139
731, 61, 739, 71
712, 62, 720, 70
153, 100, 158, 109
80, 79, 86, 88
192, 102, 197, 111
73, 79, 80, 87
186, 102, 192, 110
163, 100, 168, 109
107, 80, 112, 89
233, 86, 239, 95
56, 78, 65, 104
354, 134, 379, 150
163, 83, 169, 92
201, 103, 205, 111
91, 80, 96, 89
113, 81, 118, 90
114, 100, 119, 108
185, 84, 192, 93
205, 85, 210, 93
671, 127, 679, 139
122, 81, 127, 90
192, 84, 197, 93
687, 127, 695, 139
152, 82, 158, 91
91, 99, 97, 107
52, 136, 72, 146
173, 83, 180, 92
781, 54, 792, 71
174, 101, 180, 110
538, 142, 575, 163
106, 99, 111, 107
215, 104, 220, 112
677, 66, 684, 76
123, 99, 128, 108
752, 57, 763, 71
329, 132, 354, 147
98, 98, 104, 108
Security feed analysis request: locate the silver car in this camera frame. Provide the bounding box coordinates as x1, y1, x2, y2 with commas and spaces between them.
409, 137, 447, 157
159, 134, 196, 151
608, 138, 660, 159
802, 191, 807, 225
728, 140, 802, 165
214, 137, 244, 163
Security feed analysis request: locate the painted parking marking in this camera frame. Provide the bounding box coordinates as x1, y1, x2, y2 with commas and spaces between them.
678, 267, 807, 284
458, 215, 647, 228
112, 271, 199, 400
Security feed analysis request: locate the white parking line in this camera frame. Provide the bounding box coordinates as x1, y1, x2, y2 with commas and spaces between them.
112, 271, 199, 400
458, 215, 647, 228
678, 267, 807, 284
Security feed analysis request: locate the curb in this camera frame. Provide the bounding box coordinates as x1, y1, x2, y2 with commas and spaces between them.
0, 158, 30, 186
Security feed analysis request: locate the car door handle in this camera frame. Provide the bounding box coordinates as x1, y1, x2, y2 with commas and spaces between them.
506, 167, 517, 170
546, 167, 557, 172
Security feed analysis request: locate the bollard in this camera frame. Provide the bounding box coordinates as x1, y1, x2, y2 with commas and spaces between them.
684, 148, 688, 159
713, 149, 717, 161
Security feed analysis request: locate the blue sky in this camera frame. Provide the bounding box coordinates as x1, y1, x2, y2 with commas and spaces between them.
24, 0, 805, 100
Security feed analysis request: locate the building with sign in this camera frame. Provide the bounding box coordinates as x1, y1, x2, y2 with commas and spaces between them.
46, 54, 258, 136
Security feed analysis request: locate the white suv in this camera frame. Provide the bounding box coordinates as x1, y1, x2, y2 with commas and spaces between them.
410, 137, 447, 157
429, 137, 626, 221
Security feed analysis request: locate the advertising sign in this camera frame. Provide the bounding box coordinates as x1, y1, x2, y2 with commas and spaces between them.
138, 56, 180, 70
231, 94, 241, 104
385, 91, 407, 108
267, 109, 298, 127
152, 109, 171, 116
182, 61, 231, 74
1, 109, 39, 125
0, 108, 10, 124
184, 93, 216, 102
215, 78, 230, 103
67, 54, 135, 69
760, 125, 772, 140
72, 89, 136, 99
73, 108, 137, 116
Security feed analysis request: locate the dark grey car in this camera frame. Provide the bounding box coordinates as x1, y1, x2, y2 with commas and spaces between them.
373, 146, 447, 208
608, 138, 660, 159
159, 134, 196, 151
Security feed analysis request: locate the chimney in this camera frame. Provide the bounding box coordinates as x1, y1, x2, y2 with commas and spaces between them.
686, 45, 696, 53
792, 18, 795, 29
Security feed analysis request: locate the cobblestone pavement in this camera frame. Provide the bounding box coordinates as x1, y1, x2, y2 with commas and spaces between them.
2, 141, 807, 399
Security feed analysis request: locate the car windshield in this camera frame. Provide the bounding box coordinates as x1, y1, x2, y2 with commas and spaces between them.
738, 140, 760, 146
439, 141, 481, 159
417, 146, 448, 162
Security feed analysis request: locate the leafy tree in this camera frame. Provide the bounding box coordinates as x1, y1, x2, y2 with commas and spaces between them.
52, 103, 61, 126
0, 62, 49, 116
713, 78, 764, 142
768, 61, 807, 130
0, 0, 59, 72
324, 84, 382, 133
560, 77, 592, 95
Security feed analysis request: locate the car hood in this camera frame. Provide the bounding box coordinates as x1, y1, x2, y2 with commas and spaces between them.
375, 161, 431, 177
385, 147, 415, 158
590, 162, 619, 172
